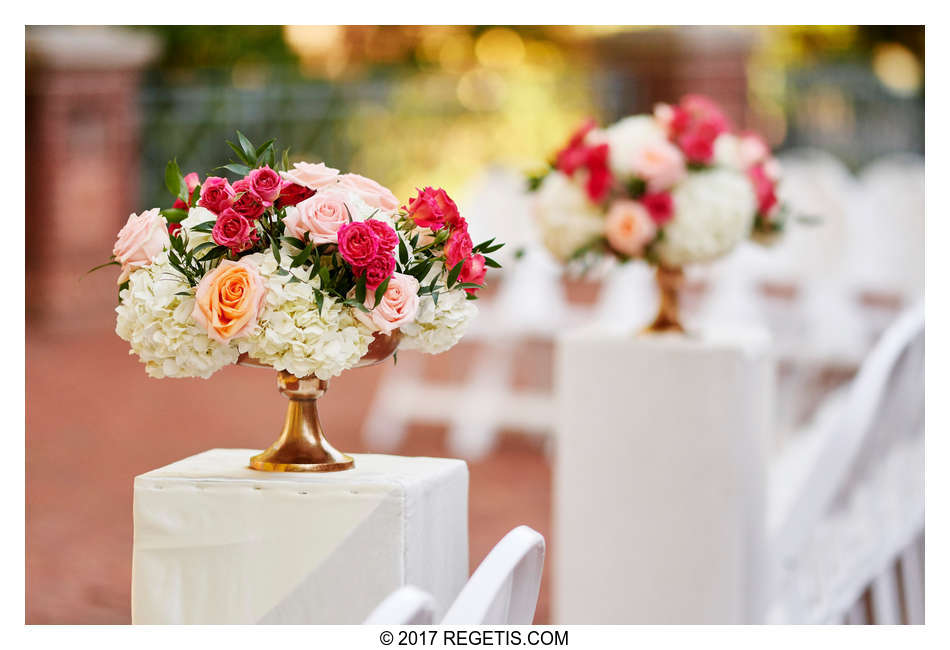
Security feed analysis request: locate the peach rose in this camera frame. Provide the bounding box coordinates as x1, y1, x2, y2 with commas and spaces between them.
631, 139, 686, 193
113, 208, 169, 284
604, 200, 657, 257
337, 173, 400, 212
280, 161, 340, 190
282, 190, 350, 245
354, 272, 419, 334
192, 260, 267, 343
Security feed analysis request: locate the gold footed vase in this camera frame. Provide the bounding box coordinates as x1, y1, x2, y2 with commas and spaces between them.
238, 331, 401, 472
643, 265, 685, 334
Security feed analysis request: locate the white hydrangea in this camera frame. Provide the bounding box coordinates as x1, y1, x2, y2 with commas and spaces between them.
656, 168, 757, 267
236, 253, 376, 380
179, 206, 217, 251
600, 115, 669, 178
400, 288, 478, 355
115, 254, 239, 378
533, 171, 605, 262
712, 133, 744, 170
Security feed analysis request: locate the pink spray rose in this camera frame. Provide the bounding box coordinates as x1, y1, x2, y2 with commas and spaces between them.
231, 179, 270, 219
283, 190, 350, 245
212, 208, 258, 254
172, 172, 201, 209
276, 181, 316, 208
366, 219, 399, 252
361, 252, 397, 289
459, 254, 487, 294
640, 192, 674, 226
248, 165, 282, 203
444, 227, 473, 269
406, 187, 460, 231
604, 200, 657, 257
281, 161, 340, 190
198, 176, 236, 214
631, 139, 686, 193
338, 173, 400, 212
113, 208, 170, 284
337, 221, 380, 268
355, 272, 420, 334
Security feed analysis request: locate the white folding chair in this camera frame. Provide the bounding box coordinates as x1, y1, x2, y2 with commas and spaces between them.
442, 526, 546, 624
364, 585, 436, 625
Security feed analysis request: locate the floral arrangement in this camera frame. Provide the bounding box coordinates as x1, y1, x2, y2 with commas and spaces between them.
529, 95, 785, 268
103, 133, 502, 380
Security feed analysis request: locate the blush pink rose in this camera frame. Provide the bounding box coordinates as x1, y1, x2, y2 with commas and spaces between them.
212, 208, 258, 254
283, 190, 351, 245
337, 221, 380, 268
355, 272, 420, 334
198, 176, 236, 214
113, 208, 169, 284
192, 259, 267, 343
604, 200, 657, 257
248, 165, 282, 203
281, 161, 340, 190
631, 139, 686, 193
338, 173, 400, 212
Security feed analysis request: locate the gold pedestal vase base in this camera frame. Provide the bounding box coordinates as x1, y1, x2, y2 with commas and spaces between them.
642, 265, 685, 335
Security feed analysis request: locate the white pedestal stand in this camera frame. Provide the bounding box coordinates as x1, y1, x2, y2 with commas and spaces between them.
553, 327, 773, 623
132, 449, 468, 624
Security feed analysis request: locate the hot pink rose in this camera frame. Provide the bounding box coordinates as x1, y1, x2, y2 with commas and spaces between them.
459, 254, 487, 294
555, 119, 598, 175
172, 172, 201, 209
366, 219, 399, 252
583, 143, 613, 202
275, 181, 316, 208
198, 176, 236, 214
281, 161, 340, 190
361, 252, 397, 289
337, 221, 380, 268
631, 139, 686, 193
212, 208, 258, 254
283, 190, 350, 245
338, 173, 400, 212
113, 208, 169, 284
248, 165, 282, 203
355, 272, 420, 334
677, 124, 719, 164
604, 200, 657, 257
231, 179, 270, 219
640, 192, 674, 225
406, 187, 460, 231
748, 164, 779, 217
444, 227, 473, 269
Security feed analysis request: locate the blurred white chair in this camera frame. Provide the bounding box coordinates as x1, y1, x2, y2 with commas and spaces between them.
364, 585, 436, 625
767, 303, 924, 623
442, 526, 546, 625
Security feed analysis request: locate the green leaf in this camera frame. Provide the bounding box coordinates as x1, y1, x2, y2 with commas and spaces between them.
255, 138, 277, 160
174, 290, 193, 296
282, 236, 308, 250
226, 141, 252, 166
314, 288, 325, 315
189, 183, 201, 208
432, 290, 440, 306
220, 163, 251, 177
446, 259, 464, 287
271, 237, 281, 263
290, 242, 313, 268
483, 256, 501, 269
472, 237, 495, 253
198, 245, 229, 262
355, 274, 367, 304
191, 220, 217, 233
398, 237, 409, 266
281, 148, 291, 172
86, 260, 119, 274
274, 267, 290, 276
373, 277, 390, 307
455, 282, 483, 289
237, 131, 257, 163
165, 159, 185, 199
190, 241, 217, 257
318, 266, 331, 290
161, 208, 189, 223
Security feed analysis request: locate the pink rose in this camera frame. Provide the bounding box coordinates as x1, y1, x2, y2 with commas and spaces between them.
337, 221, 380, 268
459, 254, 486, 294
283, 190, 350, 245
172, 172, 201, 209
338, 173, 400, 212
444, 227, 473, 268
631, 139, 686, 193
604, 200, 657, 257
748, 164, 778, 217
366, 219, 399, 252
640, 192, 674, 225
113, 208, 169, 284
192, 259, 267, 343
355, 272, 420, 334
231, 179, 270, 219
677, 123, 719, 164
275, 181, 316, 208
198, 176, 236, 214
248, 165, 282, 203
361, 252, 397, 289
281, 161, 340, 190
212, 208, 258, 254
406, 187, 460, 231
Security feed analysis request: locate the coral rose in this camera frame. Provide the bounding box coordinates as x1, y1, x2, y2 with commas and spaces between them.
355, 272, 420, 334
338, 173, 400, 212
281, 161, 340, 190
283, 190, 350, 245
113, 208, 169, 284
406, 187, 460, 231
444, 227, 473, 268
459, 254, 487, 294
604, 200, 657, 257
192, 259, 267, 343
